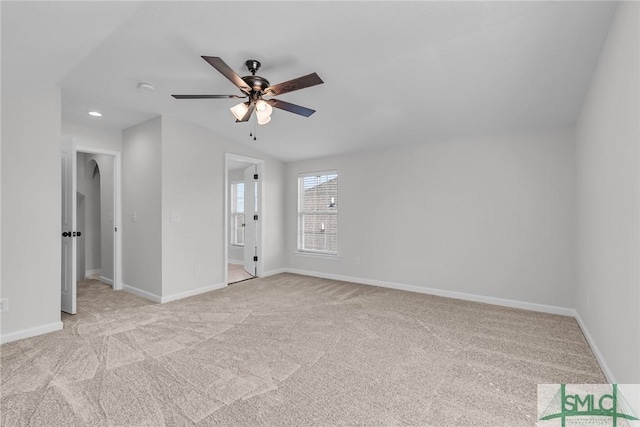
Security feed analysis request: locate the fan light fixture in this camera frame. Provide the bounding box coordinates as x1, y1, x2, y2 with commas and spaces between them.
256, 100, 272, 117
255, 99, 273, 125
257, 114, 271, 125
231, 99, 273, 125
230, 102, 249, 121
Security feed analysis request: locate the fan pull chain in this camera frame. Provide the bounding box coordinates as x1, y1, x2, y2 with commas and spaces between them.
249, 117, 257, 141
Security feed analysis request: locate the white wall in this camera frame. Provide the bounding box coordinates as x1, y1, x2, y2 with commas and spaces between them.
286, 127, 576, 309
1, 88, 63, 341
62, 122, 122, 153
122, 117, 162, 297
575, 2, 640, 383
160, 116, 286, 298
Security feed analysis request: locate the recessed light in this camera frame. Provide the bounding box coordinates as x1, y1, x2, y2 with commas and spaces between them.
88, 111, 102, 117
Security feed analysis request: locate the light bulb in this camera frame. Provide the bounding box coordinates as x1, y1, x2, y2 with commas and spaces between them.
230, 102, 249, 120
257, 114, 271, 125
255, 99, 273, 118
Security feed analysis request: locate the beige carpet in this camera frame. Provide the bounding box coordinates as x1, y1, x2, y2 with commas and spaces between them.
1, 274, 604, 426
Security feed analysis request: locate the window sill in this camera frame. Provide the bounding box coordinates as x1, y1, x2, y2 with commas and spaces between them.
294, 251, 340, 260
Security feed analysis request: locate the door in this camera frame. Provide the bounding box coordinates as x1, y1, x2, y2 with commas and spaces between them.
243, 165, 257, 276
61, 138, 77, 314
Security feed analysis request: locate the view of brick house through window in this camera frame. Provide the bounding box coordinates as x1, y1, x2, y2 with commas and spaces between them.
230, 182, 245, 246
298, 171, 338, 254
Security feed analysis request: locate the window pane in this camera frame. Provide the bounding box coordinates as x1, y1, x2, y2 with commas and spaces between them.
230, 182, 245, 246
236, 183, 244, 213
234, 214, 245, 245
231, 214, 244, 246
298, 172, 338, 254
301, 214, 337, 253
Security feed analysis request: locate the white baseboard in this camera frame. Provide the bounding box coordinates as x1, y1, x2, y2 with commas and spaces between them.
85, 269, 101, 278
574, 311, 616, 383
99, 276, 113, 286
284, 269, 575, 316
122, 282, 227, 304
228, 259, 244, 265
261, 268, 287, 277
122, 283, 162, 303
160, 282, 227, 303
0, 321, 64, 345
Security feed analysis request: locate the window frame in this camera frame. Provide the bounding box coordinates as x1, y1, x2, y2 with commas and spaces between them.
297, 170, 339, 256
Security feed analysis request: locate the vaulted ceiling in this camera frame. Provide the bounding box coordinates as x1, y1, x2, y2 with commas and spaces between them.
2, 2, 617, 161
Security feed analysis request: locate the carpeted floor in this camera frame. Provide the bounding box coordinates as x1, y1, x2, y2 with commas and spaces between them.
1, 274, 604, 426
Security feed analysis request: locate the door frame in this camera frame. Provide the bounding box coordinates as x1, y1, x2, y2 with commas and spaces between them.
224, 153, 265, 284
76, 145, 123, 290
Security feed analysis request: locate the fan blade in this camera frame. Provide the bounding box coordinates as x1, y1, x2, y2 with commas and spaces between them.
172, 94, 246, 99
264, 73, 323, 96
267, 99, 316, 117
236, 102, 255, 122
201, 56, 251, 93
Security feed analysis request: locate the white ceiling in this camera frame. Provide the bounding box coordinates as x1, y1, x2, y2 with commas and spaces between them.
2, 1, 617, 162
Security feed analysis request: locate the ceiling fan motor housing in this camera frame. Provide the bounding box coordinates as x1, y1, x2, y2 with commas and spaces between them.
242, 75, 270, 94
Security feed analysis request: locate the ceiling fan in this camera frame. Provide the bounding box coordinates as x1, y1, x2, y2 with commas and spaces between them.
172, 56, 324, 125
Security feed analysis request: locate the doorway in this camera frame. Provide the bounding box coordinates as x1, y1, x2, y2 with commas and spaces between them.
76, 153, 112, 286
225, 153, 264, 285
60, 141, 122, 315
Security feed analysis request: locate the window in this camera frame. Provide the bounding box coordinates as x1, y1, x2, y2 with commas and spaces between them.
298, 171, 338, 255
230, 182, 245, 246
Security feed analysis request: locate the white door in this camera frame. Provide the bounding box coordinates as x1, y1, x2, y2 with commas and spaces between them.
61, 138, 77, 314
243, 165, 257, 276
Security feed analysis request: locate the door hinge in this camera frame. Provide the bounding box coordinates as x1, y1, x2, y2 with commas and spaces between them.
253, 256, 258, 262
253, 173, 258, 180
253, 214, 258, 221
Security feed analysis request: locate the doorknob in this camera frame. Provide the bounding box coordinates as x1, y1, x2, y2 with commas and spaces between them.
62, 231, 71, 237
72, 231, 82, 237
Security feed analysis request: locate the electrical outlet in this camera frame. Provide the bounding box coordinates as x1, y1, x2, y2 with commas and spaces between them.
194, 264, 201, 276
132, 212, 137, 222
354, 257, 361, 265
0, 299, 8, 312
